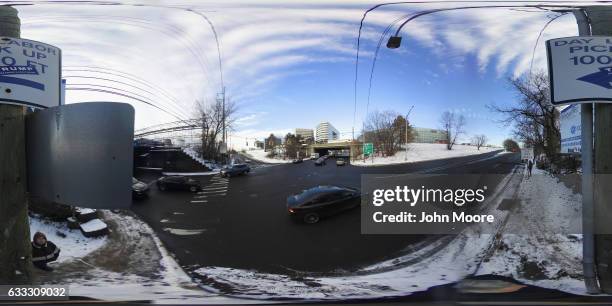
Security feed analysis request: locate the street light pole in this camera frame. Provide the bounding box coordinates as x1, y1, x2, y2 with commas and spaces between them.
405, 105, 414, 161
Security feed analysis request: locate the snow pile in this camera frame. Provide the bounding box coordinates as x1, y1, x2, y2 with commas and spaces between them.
29, 215, 107, 263
79, 218, 107, 232
476, 168, 584, 294
192, 166, 586, 299
192, 170, 520, 300
44, 211, 248, 304
352, 143, 502, 167
244, 149, 293, 164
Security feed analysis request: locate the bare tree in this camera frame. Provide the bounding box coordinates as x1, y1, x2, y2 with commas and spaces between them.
488, 71, 559, 159
440, 111, 466, 150
195, 98, 238, 161
364, 110, 414, 156
284, 133, 303, 159
472, 134, 488, 150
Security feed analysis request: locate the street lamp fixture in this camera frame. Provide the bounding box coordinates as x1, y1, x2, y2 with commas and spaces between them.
387, 36, 402, 49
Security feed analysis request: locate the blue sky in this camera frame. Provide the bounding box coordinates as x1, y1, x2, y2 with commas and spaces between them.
14, 1, 591, 146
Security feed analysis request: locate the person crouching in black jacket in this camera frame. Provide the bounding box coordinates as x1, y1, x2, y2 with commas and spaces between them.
31, 231, 60, 271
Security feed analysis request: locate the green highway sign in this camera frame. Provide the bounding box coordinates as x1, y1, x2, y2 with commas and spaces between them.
363, 143, 373, 155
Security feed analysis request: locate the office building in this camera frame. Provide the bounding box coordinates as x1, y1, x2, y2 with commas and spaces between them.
413, 127, 448, 144
295, 128, 314, 141
315, 122, 339, 143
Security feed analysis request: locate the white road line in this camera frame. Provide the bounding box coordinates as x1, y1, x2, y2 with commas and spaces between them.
190, 200, 208, 203
201, 186, 228, 190
194, 195, 208, 198
198, 190, 227, 194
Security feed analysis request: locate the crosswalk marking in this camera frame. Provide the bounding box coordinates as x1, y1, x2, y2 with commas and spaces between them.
201, 186, 227, 190
198, 190, 227, 194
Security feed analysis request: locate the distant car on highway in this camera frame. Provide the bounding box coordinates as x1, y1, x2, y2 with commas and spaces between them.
156, 176, 201, 192
132, 177, 149, 199
286, 185, 361, 224
336, 158, 346, 166
314, 157, 326, 166
220, 163, 251, 177
292, 158, 303, 164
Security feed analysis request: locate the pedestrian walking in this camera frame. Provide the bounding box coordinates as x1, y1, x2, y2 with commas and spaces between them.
527, 159, 534, 178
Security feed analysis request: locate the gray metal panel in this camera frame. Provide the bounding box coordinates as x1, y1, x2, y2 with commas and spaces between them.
26, 102, 134, 209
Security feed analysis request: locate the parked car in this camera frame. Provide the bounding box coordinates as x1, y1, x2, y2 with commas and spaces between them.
244, 159, 251, 163
156, 176, 201, 192
336, 158, 346, 166
220, 163, 251, 177
292, 158, 303, 164
286, 185, 361, 224
132, 177, 149, 199
314, 157, 326, 166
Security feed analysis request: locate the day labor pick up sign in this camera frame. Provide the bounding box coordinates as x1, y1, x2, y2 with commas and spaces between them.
0, 37, 61, 108
546, 36, 612, 105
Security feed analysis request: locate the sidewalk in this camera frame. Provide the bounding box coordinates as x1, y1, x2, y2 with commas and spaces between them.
33, 210, 257, 304
476, 167, 584, 294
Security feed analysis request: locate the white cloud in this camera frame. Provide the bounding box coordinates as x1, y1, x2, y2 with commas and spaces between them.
10, 0, 599, 137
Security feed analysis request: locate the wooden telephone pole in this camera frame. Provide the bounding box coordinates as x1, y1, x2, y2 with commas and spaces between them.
0, 5, 32, 284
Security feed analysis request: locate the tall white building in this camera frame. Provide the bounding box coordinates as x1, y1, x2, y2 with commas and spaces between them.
315, 122, 339, 143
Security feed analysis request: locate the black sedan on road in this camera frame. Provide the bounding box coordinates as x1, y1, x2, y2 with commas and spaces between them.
156, 176, 201, 192
314, 157, 326, 166
287, 185, 361, 224
220, 163, 251, 177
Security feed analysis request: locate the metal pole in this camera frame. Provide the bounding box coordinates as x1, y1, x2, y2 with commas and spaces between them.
405, 114, 408, 161
573, 8, 599, 294
405, 106, 414, 161
222, 87, 226, 145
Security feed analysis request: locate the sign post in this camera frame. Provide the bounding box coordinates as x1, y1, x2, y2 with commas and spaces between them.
547, 10, 612, 293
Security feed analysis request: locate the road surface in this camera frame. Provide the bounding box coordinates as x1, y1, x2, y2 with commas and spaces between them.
132, 150, 520, 284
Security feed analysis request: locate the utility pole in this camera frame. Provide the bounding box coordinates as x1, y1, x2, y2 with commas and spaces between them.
572, 8, 598, 294
587, 5, 612, 294
221, 87, 226, 145
404, 105, 414, 161
0, 5, 32, 284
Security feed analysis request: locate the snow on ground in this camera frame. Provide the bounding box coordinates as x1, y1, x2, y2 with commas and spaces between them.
191, 170, 521, 300
352, 144, 502, 167
36, 211, 253, 304
29, 215, 107, 264
243, 149, 293, 164
476, 167, 585, 294
192, 165, 587, 299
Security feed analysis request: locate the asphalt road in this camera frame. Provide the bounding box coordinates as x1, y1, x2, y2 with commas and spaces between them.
132, 150, 520, 281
